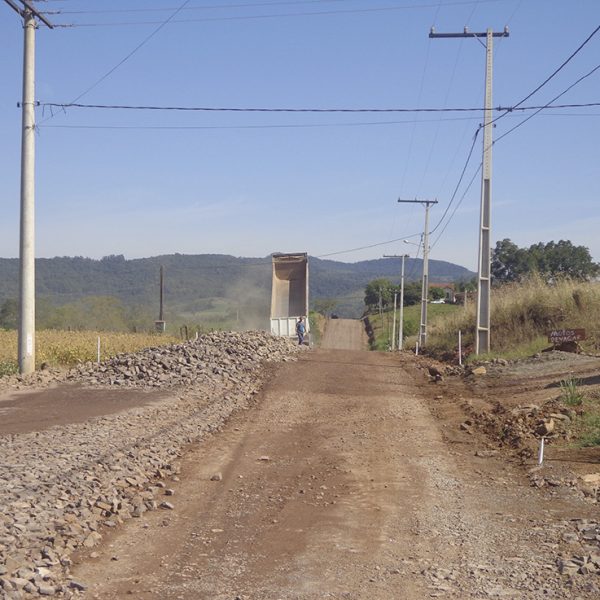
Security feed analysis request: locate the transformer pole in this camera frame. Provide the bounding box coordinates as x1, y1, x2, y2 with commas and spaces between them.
3, 1, 54, 374
398, 199, 437, 348
429, 25, 509, 355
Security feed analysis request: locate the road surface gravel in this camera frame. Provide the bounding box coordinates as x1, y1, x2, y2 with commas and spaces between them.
71, 322, 598, 599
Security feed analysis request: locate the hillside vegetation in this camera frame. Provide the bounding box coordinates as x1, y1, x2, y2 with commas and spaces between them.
0, 254, 474, 329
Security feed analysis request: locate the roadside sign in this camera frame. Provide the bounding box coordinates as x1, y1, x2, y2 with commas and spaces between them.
548, 329, 586, 344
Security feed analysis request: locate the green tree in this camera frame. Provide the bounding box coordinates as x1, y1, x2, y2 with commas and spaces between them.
364, 278, 394, 310
401, 281, 422, 306
491, 239, 531, 283
492, 238, 599, 284
312, 298, 338, 316
429, 287, 446, 301
456, 277, 477, 293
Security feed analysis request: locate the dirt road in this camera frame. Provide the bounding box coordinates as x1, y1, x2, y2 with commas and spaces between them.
320, 318, 368, 350
72, 322, 598, 599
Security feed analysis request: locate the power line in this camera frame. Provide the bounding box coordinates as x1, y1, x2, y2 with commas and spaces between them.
36, 116, 486, 131
38, 110, 600, 132
494, 62, 600, 145
429, 26, 600, 260
316, 232, 422, 258
430, 162, 482, 249
38, 0, 195, 126
47, 0, 509, 27
488, 23, 600, 128
40, 0, 488, 15
430, 63, 600, 248
38, 100, 600, 114
429, 126, 480, 235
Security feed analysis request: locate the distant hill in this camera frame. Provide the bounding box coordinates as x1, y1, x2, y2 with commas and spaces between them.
0, 254, 474, 322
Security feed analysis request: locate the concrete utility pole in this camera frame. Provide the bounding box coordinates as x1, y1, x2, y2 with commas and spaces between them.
383, 253, 410, 350
3, 1, 53, 374
429, 26, 509, 355
398, 199, 437, 348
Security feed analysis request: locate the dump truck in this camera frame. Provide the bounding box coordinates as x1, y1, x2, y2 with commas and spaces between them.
270, 252, 309, 338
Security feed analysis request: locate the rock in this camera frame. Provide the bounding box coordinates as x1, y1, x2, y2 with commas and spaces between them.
68, 580, 87, 591
159, 502, 174, 510
558, 559, 579, 576
83, 532, 102, 548
210, 473, 223, 481
536, 418, 555, 436
475, 450, 498, 458
37, 585, 57, 596
471, 366, 487, 376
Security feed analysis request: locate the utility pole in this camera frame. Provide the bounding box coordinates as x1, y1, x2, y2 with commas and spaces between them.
398, 199, 437, 348
4, 1, 54, 374
429, 25, 509, 355
391, 292, 397, 351
155, 265, 166, 333
383, 253, 410, 350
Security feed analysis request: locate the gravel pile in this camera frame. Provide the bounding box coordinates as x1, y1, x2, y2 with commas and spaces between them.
70, 330, 299, 388
0, 331, 300, 599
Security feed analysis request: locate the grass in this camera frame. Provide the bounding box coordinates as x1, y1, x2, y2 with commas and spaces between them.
560, 376, 584, 406
579, 414, 600, 447
0, 360, 18, 377
0, 329, 180, 371
367, 303, 459, 351
423, 275, 600, 359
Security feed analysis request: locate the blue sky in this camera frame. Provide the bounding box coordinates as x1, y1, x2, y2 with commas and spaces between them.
1, 0, 599, 271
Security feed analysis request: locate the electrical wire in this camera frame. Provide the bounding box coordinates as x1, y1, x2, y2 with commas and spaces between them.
38, 101, 600, 114
40, 0, 487, 15
48, 0, 508, 27
38, 0, 195, 126
488, 23, 600, 129
415, 0, 480, 195
38, 110, 600, 132
428, 126, 480, 236
427, 32, 600, 250
430, 162, 482, 249
316, 232, 422, 258
493, 62, 600, 146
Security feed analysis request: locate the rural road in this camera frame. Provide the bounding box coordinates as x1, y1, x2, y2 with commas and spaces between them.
71, 320, 593, 599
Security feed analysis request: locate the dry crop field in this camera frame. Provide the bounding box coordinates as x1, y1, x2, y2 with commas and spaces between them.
0, 329, 179, 373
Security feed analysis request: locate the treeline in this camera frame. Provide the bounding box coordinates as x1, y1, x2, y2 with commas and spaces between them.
492, 239, 598, 283
0, 297, 155, 332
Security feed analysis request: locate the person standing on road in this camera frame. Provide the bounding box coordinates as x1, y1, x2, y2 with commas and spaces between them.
296, 317, 306, 345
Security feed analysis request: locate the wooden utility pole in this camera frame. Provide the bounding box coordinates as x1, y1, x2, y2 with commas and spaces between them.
429, 26, 509, 354
3, 0, 54, 374
155, 265, 166, 333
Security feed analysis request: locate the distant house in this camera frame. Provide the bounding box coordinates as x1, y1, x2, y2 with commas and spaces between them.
429, 283, 455, 303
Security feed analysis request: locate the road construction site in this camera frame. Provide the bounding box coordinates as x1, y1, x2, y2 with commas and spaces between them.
0, 320, 599, 599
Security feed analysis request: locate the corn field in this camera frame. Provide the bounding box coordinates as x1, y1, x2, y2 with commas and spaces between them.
0, 330, 180, 373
